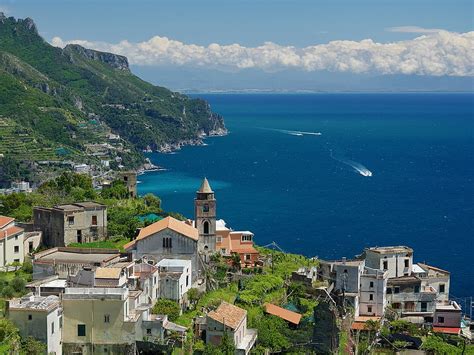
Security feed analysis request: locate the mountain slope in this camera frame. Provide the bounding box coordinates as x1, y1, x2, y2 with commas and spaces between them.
0, 13, 225, 184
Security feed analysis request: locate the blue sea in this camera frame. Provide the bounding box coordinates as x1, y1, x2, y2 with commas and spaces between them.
138, 93, 474, 298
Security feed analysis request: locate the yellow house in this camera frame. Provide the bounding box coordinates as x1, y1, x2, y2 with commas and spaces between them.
62, 288, 141, 354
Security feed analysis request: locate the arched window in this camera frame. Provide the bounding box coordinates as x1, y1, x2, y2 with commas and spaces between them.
203, 221, 209, 234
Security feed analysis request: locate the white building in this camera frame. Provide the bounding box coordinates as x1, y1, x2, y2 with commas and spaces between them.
8, 295, 63, 355
157, 258, 192, 306
359, 267, 388, 317
364, 246, 413, 279
206, 301, 257, 355
0, 216, 25, 267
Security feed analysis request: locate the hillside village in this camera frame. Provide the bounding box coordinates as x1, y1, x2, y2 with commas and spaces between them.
0, 175, 473, 354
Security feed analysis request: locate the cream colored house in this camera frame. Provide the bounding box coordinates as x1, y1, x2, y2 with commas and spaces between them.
0, 216, 25, 267
62, 288, 140, 354
8, 295, 62, 355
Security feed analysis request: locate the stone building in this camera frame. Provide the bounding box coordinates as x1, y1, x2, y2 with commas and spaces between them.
156, 259, 192, 307
124, 216, 201, 283
386, 275, 437, 323
414, 263, 451, 302
8, 295, 63, 355
206, 301, 257, 355
33, 201, 107, 247
194, 178, 217, 261
0, 215, 25, 267
364, 246, 413, 279
118, 171, 137, 198
359, 267, 388, 317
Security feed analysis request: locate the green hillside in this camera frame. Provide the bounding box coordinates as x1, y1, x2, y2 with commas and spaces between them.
0, 13, 225, 186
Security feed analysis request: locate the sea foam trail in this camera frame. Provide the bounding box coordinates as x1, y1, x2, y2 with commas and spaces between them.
259, 127, 322, 136
330, 152, 373, 177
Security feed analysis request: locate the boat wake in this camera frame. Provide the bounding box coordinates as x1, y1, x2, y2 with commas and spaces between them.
330, 152, 372, 177
260, 127, 322, 136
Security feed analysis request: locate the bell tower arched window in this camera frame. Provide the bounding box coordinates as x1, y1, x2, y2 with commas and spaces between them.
203, 221, 209, 234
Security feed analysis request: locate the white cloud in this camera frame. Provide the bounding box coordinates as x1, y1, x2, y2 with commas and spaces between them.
51, 30, 474, 77
386, 26, 444, 34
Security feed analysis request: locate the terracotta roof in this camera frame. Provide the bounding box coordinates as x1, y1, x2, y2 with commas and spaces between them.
198, 177, 213, 193
0, 216, 14, 229
207, 301, 246, 330
433, 327, 460, 335
95, 267, 122, 279
0, 226, 24, 240
264, 303, 302, 325
125, 217, 198, 250
351, 322, 368, 330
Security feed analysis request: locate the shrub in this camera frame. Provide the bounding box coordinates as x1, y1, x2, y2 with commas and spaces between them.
11, 277, 26, 293
1, 285, 15, 299
152, 299, 180, 321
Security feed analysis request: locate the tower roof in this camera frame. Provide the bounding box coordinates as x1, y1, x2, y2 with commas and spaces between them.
198, 177, 214, 193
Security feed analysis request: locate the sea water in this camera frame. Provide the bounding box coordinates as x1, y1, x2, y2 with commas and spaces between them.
138, 93, 474, 297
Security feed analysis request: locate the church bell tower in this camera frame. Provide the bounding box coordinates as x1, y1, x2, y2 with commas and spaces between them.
195, 178, 217, 260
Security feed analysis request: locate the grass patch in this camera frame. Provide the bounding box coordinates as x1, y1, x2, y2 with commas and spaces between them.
68, 238, 129, 251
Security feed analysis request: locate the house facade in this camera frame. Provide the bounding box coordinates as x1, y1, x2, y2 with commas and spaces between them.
359, 267, 387, 317
124, 216, 201, 283
364, 246, 413, 279
33, 202, 107, 246
0, 216, 25, 267
8, 295, 63, 355
206, 301, 257, 355
156, 258, 192, 306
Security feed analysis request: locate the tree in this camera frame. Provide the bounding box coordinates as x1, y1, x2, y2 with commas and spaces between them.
256, 315, 290, 352
11, 277, 26, 294
143, 193, 161, 210
187, 288, 200, 307
151, 299, 180, 321
101, 180, 129, 199
0, 318, 21, 353
1, 285, 15, 299
220, 330, 236, 355
20, 336, 47, 355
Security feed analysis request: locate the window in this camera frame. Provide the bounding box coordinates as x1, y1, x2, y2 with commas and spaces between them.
245, 254, 251, 261
186, 275, 189, 287
438, 316, 445, 324
14, 235, 18, 240
203, 204, 209, 213
104, 314, 110, 323
383, 261, 388, 270
77, 324, 86, 337
91, 215, 98, 225
203, 221, 209, 234
369, 294, 374, 301
367, 306, 372, 313
387, 287, 392, 294
439, 284, 445, 293
68, 216, 75, 225
14, 259, 19, 263
153, 277, 157, 285
162, 237, 172, 249
394, 287, 400, 294
414, 285, 420, 293
404, 259, 409, 268
28, 314, 32, 320
147, 329, 152, 335
421, 302, 427, 312
14, 246, 19, 253
216, 236, 222, 243
59, 317, 62, 329
29, 241, 34, 253
51, 322, 54, 334
369, 281, 374, 288
242, 234, 252, 242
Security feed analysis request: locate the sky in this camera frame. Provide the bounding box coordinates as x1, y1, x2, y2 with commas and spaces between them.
1, 0, 473, 91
